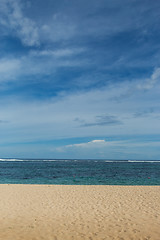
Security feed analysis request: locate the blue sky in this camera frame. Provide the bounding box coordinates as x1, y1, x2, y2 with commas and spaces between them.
0, 0, 160, 159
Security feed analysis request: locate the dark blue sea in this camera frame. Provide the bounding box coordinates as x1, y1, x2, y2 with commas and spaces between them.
0, 159, 160, 185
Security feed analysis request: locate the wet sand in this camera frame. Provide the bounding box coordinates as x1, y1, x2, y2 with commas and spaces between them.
0, 185, 160, 240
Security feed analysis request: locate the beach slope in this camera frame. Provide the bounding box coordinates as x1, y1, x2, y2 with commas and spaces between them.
0, 185, 159, 240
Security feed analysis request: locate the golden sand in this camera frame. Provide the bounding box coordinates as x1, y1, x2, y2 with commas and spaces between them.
0, 185, 159, 240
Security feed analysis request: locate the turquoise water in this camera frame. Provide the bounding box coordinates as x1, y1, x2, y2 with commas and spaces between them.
0, 159, 160, 185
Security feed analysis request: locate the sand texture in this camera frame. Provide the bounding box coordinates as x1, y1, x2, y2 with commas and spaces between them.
0, 185, 160, 240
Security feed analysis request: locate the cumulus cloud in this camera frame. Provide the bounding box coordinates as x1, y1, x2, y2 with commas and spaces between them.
55, 139, 107, 152
0, 0, 39, 46
67, 139, 106, 148
56, 139, 160, 152
91, 140, 105, 143
53, 138, 160, 159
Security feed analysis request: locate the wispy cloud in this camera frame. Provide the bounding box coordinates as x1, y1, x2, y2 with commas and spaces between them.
39, 0, 160, 43
111, 68, 160, 102
0, 58, 21, 81
41, 14, 76, 42
0, 0, 39, 46
75, 114, 122, 127
137, 68, 160, 90
30, 48, 85, 57
133, 108, 155, 118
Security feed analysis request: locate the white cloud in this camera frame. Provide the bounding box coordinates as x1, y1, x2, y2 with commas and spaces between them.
0, 0, 39, 46
0, 65, 160, 145
91, 140, 105, 143
0, 52, 88, 82
54, 139, 107, 152
111, 67, 160, 101
55, 139, 160, 152
0, 58, 21, 81
137, 67, 160, 90
67, 139, 106, 148
0, 58, 20, 73
52, 138, 160, 160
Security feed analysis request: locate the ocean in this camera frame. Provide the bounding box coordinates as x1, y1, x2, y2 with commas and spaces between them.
0, 159, 160, 185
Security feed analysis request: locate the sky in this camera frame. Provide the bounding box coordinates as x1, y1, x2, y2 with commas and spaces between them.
0, 0, 160, 159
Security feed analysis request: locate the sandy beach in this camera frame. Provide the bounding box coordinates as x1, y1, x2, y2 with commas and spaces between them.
0, 185, 159, 240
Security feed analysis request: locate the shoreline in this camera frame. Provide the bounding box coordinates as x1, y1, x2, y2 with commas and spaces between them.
1, 183, 159, 186
0, 185, 160, 240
